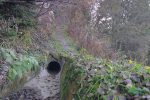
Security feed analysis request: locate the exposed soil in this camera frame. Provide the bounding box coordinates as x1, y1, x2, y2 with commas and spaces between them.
24, 67, 60, 100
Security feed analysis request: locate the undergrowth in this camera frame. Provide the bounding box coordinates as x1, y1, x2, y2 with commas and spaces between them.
54, 28, 150, 99
0, 48, 39, 81
0, 2, 36, 37
72, 48, 150, 100
50, 25, 150, 99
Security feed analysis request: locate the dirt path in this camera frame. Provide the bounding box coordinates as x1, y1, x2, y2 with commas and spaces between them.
54, 13, 77, 56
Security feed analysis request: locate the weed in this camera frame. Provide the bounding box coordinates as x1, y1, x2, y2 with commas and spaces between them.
66, 49, 150, 100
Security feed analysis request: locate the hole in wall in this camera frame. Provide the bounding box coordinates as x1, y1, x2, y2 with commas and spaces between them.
47, 61, 61, 75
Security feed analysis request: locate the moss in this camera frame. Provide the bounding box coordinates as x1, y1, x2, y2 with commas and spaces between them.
60, 58, 73, 100
60, 57, 85, 100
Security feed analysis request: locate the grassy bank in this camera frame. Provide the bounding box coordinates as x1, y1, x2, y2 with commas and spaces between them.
60, 48, 150, 100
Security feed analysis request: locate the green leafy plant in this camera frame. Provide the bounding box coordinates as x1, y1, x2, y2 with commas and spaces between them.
0, 48, 39, 81
71, 52, 150, 100
127, 85, 149, 96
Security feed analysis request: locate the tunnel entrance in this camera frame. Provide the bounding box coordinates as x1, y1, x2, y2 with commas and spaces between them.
47, 61, 61, 75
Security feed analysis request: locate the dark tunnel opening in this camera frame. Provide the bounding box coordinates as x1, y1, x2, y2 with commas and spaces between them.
47, 61, 61, 75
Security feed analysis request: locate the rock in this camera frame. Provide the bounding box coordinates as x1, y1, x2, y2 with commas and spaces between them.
122, 74, 128, 79
146, 83, 150, 87
111, 90, 118, 94
143, 87, 150, 92
88, 69, 96, 75
124, 79, 132, 85
4, 87, 43, 100
97, 88, 105, 95
118, 95, 126, 100
107, 95, 114, 100
140, 74, 147, 80
130, 74, 141, 83
96, 65, 103, 69
142, 95, 150, 99
87, 93, 94, 97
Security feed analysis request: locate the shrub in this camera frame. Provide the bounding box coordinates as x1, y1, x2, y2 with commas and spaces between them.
0, 2, 36, 29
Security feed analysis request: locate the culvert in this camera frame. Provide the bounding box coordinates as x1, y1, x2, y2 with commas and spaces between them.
47, 61, 61, 75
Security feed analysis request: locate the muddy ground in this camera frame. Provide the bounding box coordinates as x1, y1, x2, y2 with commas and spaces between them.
3, 67, 60, 100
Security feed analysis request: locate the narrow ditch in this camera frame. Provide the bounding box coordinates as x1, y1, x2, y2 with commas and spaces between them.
3, 61, 62, 100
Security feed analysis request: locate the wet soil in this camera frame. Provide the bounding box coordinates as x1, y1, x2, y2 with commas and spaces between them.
3, 68, 60, 100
